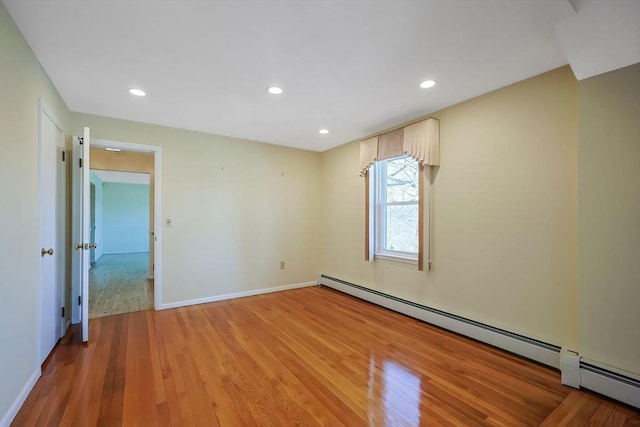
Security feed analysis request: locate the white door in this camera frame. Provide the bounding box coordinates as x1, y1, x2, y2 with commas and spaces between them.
39, 100, 65, 363
72, 127, 92, 343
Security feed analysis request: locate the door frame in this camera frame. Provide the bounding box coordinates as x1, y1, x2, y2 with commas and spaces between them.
37, 97, 66, 364
91, 138, 163, 310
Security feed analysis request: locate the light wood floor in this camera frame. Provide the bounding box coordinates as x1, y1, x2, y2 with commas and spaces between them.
89, 253, 153, 318
14, 286, 639, 426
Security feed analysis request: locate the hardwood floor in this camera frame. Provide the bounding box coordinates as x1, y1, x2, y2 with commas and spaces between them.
89, 253, 153, 318
14, 286, 639, 426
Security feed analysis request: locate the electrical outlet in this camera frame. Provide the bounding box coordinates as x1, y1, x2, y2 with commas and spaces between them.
280, 261, 285, 269
165, 217, 172, 227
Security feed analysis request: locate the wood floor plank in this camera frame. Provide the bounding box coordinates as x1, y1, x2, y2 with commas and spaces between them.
145, 311, 167, 405
11, 286, 640, 426
625, 414, 640, 426
586, 399, 640, 427
586, 400, 621, 426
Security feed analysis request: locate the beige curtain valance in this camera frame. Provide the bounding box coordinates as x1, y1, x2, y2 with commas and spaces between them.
359, 118, 439, 176
403, 118, 440, 167
377, 128, 404, 161
359, 136, 378, 176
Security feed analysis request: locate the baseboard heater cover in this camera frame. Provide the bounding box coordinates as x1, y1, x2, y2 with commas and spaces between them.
319, 274, 561, 369
580, 362, 640, 409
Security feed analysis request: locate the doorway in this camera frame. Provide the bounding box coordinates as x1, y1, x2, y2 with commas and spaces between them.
88, 170, 152, 318
69, 134, 162, 342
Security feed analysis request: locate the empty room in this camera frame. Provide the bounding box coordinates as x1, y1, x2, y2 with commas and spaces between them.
0, 1, 639, 426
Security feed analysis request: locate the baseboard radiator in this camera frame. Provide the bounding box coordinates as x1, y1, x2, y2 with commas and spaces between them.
318, 274, 640, 409
318, 274, 561, 368
579, 361, 640, 408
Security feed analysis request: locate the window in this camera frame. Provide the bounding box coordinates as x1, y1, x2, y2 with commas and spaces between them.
361, 118, 439, 270
373, 155, 419, 261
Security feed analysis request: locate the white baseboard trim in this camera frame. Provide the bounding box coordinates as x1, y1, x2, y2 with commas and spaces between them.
157, 281, 316, 310
0, 368, 40, 427
319, 274, 561, 369
580, 361, 640, 409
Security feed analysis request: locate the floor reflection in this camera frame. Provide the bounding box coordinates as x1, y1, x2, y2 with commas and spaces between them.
368, 355, 422, 426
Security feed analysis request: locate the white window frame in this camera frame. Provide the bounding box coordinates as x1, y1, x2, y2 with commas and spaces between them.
373, 155, 419, 263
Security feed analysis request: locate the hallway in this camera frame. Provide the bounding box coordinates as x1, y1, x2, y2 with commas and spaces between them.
89, 253, 153, 318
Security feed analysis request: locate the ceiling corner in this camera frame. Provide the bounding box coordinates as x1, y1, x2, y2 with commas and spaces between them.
548, 0, 640, 80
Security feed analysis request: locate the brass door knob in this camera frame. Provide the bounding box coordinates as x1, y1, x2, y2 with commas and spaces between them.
41, 248, 54, 257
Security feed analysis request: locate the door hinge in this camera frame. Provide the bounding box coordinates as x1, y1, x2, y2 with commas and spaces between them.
61, 307, 65, 317
79, 137, 84, 145
79, 158, 83, 168
78, 296, 81, 305
62, 151, 66, 161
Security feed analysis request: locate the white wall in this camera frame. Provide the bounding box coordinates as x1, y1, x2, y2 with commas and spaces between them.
0, 3, 70, 423
89, 171, 104, 261
102, 183, 150, 254
577, 63, 640, 377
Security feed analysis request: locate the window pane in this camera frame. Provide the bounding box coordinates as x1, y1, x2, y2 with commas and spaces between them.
385, 157, 418, 202
385, 204, 418, 253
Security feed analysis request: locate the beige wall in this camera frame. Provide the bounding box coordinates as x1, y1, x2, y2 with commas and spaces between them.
321, 66, 579, 347
90, 148, 154, 173
0, 2, 70, 420
577, 63, 640, 376
71, 113, 323, 305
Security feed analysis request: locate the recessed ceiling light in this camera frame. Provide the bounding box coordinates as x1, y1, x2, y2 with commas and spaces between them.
129, 88, 146, 96
319, 129, 329, 134
267, 86, 283, 95
105, 147, 121, 152
420, 80, 436, 89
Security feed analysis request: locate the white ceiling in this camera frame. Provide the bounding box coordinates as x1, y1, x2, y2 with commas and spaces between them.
91, 170, 150, 185
3, 0, 639, 152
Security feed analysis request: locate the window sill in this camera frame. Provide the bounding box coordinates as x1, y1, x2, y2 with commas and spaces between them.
374, 253, 418, 265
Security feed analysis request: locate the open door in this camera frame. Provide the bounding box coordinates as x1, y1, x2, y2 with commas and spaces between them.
71, 127, 93, 343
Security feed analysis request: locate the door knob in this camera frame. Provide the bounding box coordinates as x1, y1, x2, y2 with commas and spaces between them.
89, 243, 97, 249
74, 244, 83, 250
41, 248, 54, 257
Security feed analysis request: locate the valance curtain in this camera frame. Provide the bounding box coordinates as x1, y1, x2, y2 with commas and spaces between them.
359, 136, 378, 177
359, 118, 439, 175
377, 128, 404, 161
403, 118, 440, 166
